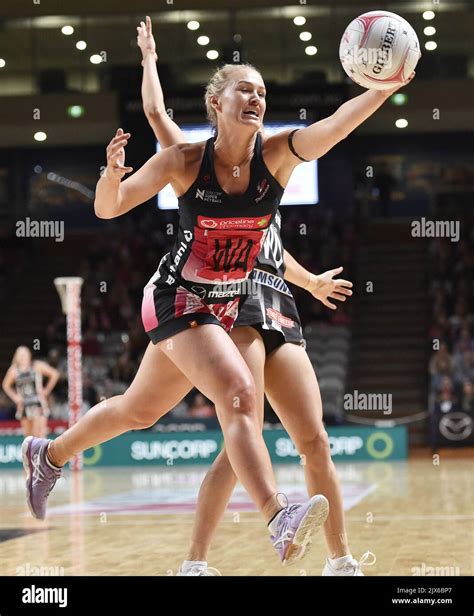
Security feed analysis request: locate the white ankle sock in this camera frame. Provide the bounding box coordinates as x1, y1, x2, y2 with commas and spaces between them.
329, 554, 353, 568
45, 445, 62, 471
181, 560, 207, 572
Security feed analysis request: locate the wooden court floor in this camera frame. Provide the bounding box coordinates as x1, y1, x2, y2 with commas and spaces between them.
0, 451, 473, 576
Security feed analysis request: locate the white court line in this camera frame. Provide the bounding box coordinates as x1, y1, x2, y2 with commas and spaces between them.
43, 481, 377, 517
15, 512, 474, 529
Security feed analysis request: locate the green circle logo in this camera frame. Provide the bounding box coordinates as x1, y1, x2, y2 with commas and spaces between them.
366, 432, 394, 459
83, 445, 102, 466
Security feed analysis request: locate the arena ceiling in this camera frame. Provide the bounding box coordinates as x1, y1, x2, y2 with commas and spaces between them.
0, 1, 473, 93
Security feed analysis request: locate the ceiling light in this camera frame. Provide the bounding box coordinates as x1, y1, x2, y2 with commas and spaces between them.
395, 118, 408, 128
293, 16, 306, 26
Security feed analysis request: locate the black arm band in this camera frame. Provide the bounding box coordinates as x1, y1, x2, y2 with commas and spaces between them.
288, 129, 310, 163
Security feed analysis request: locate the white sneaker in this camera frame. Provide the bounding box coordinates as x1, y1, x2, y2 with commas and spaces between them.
176, 565, 222, 576
322, 551, 376, 576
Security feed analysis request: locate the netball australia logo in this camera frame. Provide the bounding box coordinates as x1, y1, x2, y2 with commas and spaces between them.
195, 188, 222, 203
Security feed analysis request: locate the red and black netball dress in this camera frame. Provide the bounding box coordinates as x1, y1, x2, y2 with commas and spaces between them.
142, 132, 284, 344
236, 210, 306, 355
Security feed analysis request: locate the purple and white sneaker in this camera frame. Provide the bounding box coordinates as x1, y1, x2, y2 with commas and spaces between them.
270, 494, 329, 566
21, 436, 62, 520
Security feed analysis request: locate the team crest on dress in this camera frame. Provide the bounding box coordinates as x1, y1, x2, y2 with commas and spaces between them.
255, 178, 270, 203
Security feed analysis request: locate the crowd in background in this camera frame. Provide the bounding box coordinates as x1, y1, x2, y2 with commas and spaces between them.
0, 206, 358, 423
428, 212, 474, 421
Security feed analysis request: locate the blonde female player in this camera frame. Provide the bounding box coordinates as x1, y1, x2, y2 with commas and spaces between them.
22, 44, 338, 568
22, 18, 412, 571
2, 346, 59, 439
137, 16, 371, 576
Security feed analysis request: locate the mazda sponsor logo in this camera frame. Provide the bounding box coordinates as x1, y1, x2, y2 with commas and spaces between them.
439, 412, 473, 441
190, 286, 207, 299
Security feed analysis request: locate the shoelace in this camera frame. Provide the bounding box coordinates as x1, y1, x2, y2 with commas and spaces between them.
342, 551, 377, 575
271, 504, 301, 548
31, 452, 60, 499
184, 566, 222, 576
31, 453, 47, 484
272, 530, 294, 549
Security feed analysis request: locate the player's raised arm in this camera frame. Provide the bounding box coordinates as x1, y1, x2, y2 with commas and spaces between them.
137, 15, 185, 147
94, 128, 181, 219
287, 74, 414, 163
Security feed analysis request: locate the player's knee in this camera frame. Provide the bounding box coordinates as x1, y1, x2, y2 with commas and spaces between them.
119, 394, 160, 429
225, 378, 257, 416
298, 430, 332, 465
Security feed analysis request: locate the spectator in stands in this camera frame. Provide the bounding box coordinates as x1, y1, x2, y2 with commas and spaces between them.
82, 326, 103, 356
83, 374, 99, 409
188, 393, 215, 419
429, 342, 454, 389
112, 350, 136, 385
453, 350, 474, 385
460, 380, 474, 414
429, 309, 450, 341
453, 326, 474, 355
434, 376, 459, 414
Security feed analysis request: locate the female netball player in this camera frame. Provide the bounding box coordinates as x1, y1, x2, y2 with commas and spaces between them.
137, 16, 364, 576
23, 19, 413, 569
2, 346, 59, 438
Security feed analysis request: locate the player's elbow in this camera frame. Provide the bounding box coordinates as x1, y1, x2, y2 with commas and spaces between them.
144, 106, 165, 120
94, 203, 109, 219
94, 201, 115, 220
